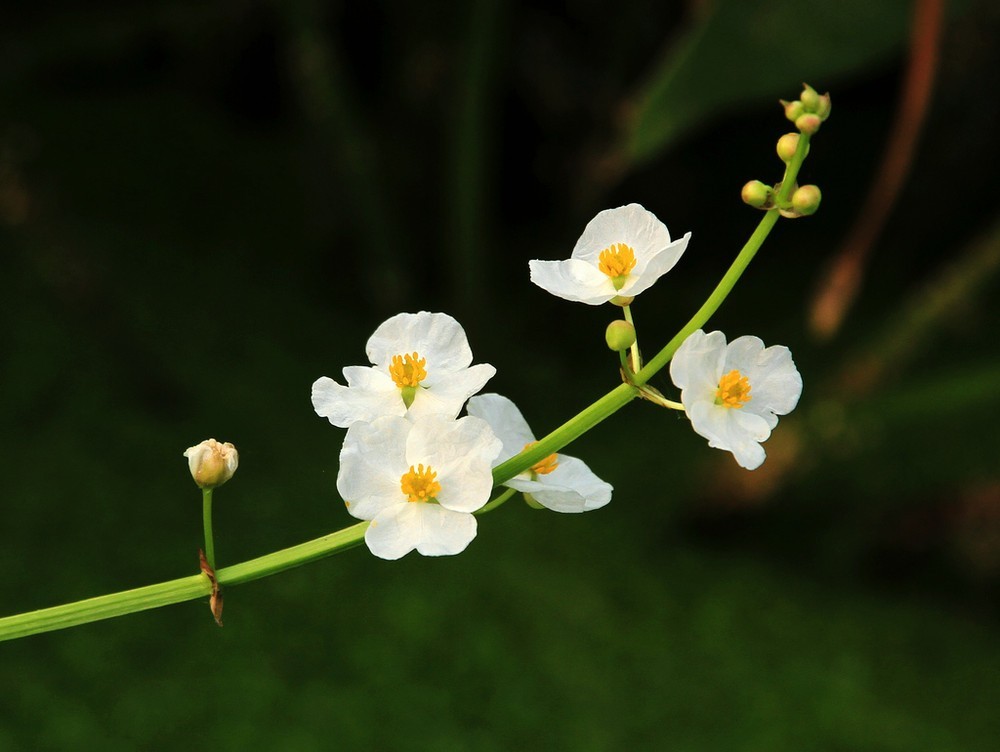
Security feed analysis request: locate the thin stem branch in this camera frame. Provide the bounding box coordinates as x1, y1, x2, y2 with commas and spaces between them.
0, 128, 814, 643
202, 488, 215, 571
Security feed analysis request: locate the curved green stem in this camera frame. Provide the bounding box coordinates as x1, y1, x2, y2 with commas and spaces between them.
0, 130, 815, 644
475, 487, 517, 515
635, 132, 811, 385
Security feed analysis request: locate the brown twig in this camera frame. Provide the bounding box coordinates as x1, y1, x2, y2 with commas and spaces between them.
809, 0, 946, 339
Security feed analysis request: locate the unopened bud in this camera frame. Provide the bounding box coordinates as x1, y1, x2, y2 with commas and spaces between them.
605, 320, 637, 352
795, 113, 822, 135
781, 99, 805, 123
776, 133, 801, 162
800, 83, 821, 112
791, 184, 822, 216
184, 439, 239, 489
815, 92, 832, 121
741, 180, 773, 208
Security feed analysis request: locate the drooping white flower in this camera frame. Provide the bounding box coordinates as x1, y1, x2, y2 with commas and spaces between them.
466, 393, 612, 513
337, 414, 502, 559
529, 203, 691, 305
669, 330, 802, 470
312, 311, 496, 427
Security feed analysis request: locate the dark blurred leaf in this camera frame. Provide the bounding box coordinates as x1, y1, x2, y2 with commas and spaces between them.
626, 0, 913, 163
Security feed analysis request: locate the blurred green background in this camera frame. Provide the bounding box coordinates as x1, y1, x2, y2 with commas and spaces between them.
2, 1, 999, 749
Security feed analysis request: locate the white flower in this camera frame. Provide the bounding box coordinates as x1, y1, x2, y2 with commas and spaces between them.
312, 311, 496, 428
466, 393, 612, 513
669, 330, 802, 470
337, 414, 502, 559
529, 203, 691, 305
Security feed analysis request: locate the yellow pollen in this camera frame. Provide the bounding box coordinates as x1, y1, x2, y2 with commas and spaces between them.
597, 243, 637, 279
389, 352, 427, 388
524, 441, 559, 475
400, 464, 441, 503
715, 369, 752, 408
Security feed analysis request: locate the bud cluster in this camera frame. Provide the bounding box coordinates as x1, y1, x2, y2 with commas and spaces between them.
780, 83, 831, 135
741, 83, 828, 218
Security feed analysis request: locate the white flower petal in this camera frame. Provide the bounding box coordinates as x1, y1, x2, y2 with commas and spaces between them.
366, 312, 474, 372
466, 393, 537, 464
337, 417, 411, 519
670, 330, 726, 392
406, 415, 501, 513
619, 232, 691, 297
507, 455, 612, 513
365, 503, 477, 560
411, 363, 497, 420
312, 373, 406, 428
529, 259, 616, 305
571, 204, 671, 263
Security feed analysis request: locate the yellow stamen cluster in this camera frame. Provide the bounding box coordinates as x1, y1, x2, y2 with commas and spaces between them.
598, 243, 637, 281
524, 441, 558, 475
715, 369, 752, 409
389, 352, 427, 388
400, 464, 441, 503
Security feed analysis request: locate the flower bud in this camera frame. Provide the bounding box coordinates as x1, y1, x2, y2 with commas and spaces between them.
741, 180, 773, 208
800, 83, 821, 112
184, 439, 239, 489
781, 99, 805, 123
795, 113, 821, 135
791, 184, 822, 216
815, 92, 832, 121
776, 133, 800, 162
605, 320, 637, 352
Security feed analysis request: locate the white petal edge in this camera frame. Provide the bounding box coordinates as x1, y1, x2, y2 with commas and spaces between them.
529, 259, 616, 305
364, 503, 478, 560
506, 455, 612, 513
311, 373, 405, 427
337, 417, 412, 519
366, 312, 474, 373
571, 204, 671, 263
466, 393, 537, 464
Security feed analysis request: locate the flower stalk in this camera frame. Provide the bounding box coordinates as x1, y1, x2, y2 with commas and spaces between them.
0, 103, 819, 643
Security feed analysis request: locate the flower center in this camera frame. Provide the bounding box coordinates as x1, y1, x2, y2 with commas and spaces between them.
400, 464, 441, 503
389, 352, 427, 388
598, 243, 637, 290
715, 369, 752, 408
523, 441, 558, 476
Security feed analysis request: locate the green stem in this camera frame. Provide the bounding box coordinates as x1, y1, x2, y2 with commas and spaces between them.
622, 304, 641, 371
634, 132, 811, 385
0, 131, 815, 644
475, 487, 517, 515
202, 488, 215, 571
0, 522, 370, 642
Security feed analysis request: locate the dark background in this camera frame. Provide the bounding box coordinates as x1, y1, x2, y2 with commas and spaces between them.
1, 1, 999, 749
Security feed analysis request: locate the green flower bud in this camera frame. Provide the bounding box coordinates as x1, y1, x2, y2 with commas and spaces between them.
776, 133, 800, 162
605, 320, 637, 352
815, 92, 832, 121
184, 439, 239, 489
791, 184, 822, 216
741, 180, 773, 208
795, 113, 821, 135
800, 83, 821, 111
781, 99, 805, 122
